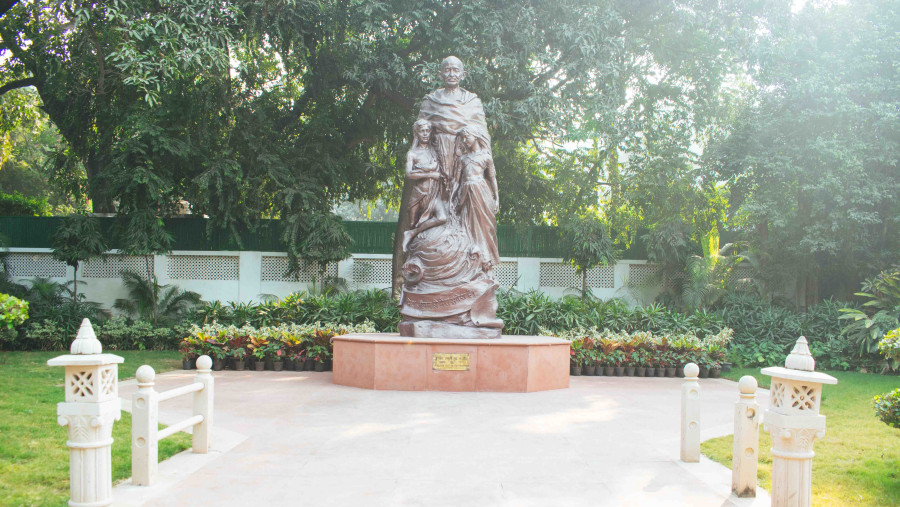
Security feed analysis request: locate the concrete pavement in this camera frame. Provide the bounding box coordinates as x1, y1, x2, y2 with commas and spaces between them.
114, 370, 770, 506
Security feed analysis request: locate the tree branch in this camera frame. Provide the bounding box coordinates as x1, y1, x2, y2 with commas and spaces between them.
0, 76, 36, 96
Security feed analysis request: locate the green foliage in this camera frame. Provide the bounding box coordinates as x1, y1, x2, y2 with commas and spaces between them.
874, 388, 900, 430
51, 212, 107, 298
0, 293, 27, 329
840, 267, 900, 356
877, 327, 900, 371
561, 216, 617, 299
114, 270, 202, 327
282, 211, 352, 292
0, 191, 50, 216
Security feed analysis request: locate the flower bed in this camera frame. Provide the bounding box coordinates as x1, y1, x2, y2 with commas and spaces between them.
555, 327, 733, 378
179, 321, 377, 372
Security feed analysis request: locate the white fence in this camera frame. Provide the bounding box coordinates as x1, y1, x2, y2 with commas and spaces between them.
5, 248, 662, 309
131, 355, 214, 486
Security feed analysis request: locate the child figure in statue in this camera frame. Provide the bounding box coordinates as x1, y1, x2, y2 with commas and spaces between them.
451, 125, 500, 270
402, 119, 448, 252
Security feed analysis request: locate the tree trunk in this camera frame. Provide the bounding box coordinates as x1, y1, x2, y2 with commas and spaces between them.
73, 263, 79, 300
582, 269, 587, 300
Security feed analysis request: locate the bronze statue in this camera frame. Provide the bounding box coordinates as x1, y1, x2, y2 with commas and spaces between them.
397, 57, 504, 339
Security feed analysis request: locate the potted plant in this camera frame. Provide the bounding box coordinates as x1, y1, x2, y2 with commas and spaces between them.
645, 355, 656, 378
249, 335, 268, 371
621, 339, 636, 376
581, 337, 597, 376
179, 337, 200, 369
611, 349, 626, 376
599, 338, 617, 376
266, 341, 285, 371
230, 346, 248, 371
664, 351, 676, 377
570, 340, 584, 376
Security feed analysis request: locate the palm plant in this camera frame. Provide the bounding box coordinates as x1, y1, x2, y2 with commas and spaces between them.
114, 270, 202, 327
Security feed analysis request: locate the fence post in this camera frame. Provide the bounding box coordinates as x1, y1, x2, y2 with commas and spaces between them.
680, 362, 700, 462
46, 319, 123, 507
193, 355, 214, 453
131, 365, 159, 486
732, 375, 760, 497
762, 337, 837, 507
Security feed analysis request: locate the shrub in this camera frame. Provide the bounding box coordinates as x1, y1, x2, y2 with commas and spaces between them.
840, 267, 900, 356
874, 388, 900, 429
0, 293, 29, 329
0, 191, 51, 216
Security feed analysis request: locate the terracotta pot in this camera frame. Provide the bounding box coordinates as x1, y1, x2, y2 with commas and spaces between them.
570, 366, 582, 376
635, 367, 646, 377
665, 367, 676, 377
615, 366, 625, 376
603, 366, 614, 376
584, 365, 596, 376
273, 360, 284, 372
233, 359, 246, 371
253, 359, 265, 371
645, 367, 656, 377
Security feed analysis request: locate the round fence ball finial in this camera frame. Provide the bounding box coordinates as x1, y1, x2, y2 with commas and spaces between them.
136, 365, 156, 384
196, 355, 213, 371
784, 336, 816, 372
738, 375, 758, 394
684, 362, 699, 378
70, 318, 102, 355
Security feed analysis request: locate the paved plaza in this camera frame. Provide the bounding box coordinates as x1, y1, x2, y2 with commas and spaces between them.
114, 370, 770, 506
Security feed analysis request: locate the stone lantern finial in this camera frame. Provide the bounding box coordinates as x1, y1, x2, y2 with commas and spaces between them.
70, 318, 102, 355
784, 336, 815, 371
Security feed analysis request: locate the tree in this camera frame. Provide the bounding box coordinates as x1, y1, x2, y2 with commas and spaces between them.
562, 216, 618, 299
707, 0, 900, 303
51, 212, 107, 299
283, 211, 352, 294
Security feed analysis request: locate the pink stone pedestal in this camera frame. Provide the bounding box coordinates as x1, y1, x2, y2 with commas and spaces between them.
332, 333, 570, 392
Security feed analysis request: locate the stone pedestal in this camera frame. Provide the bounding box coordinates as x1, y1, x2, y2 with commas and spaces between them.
333, 333, 569, 392
47, 319, 123, 507
762, 337, 837, 507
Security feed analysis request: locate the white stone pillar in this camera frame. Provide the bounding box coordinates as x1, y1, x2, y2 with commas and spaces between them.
192, 356, 214, 453
131, 365, 159, 486
680, 362, 700, 462
762, 337, 837, 507
732, 375, 760, 497
47, 319, 123, 507
238, 251, 263, 302
517, 257, 540, 292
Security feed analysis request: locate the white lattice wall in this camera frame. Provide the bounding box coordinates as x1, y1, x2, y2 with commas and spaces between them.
350, 258, 393, 285
628, 263, 660, 287
4, 253, 67, 278
538, 262, 615, 288
168, 255, 239, 280
496, 262, 518, 288
7, 248, 658, 307
82, 256, 153, 278
261, 256, 337, 283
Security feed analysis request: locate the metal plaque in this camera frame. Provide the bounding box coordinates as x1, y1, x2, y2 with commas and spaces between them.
432, 353, 470, 371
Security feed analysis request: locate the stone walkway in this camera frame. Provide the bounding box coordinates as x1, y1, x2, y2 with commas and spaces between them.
114, 370, 770, 506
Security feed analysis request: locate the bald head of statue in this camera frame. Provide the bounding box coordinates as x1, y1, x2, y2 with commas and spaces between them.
439, 56, 466, 91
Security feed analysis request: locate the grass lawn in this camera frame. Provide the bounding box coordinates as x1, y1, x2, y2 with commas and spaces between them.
0, 351, 192, 507
702, 367, 900, 506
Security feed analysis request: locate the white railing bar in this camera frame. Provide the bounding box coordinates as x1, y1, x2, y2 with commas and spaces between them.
157, 382, 204, 402
157, 415, 204, 440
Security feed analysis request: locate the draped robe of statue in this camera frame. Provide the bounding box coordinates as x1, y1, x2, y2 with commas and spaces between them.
397, 87, 504, 339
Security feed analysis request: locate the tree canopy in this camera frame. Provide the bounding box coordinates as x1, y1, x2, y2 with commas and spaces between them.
1, 0, 897, 301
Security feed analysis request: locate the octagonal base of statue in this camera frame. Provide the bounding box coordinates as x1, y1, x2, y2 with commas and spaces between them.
332, 334, 570, 392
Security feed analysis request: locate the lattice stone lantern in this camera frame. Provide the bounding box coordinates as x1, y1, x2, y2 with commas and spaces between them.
47, 319, 123, 507
761, 336, 837, 507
